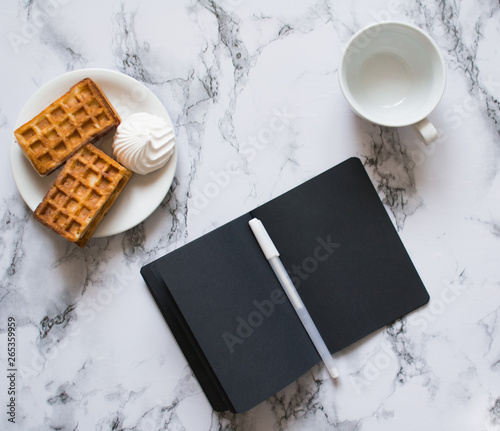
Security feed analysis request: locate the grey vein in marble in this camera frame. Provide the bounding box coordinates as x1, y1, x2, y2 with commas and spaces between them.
385, 318, 436, 396
412, 1, 500, 150
198, 0, 254, 159
39, 302, 75, 339
361, 126, 422, 230
113, 5, 162, 86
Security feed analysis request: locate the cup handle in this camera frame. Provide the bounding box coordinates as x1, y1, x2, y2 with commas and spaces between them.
413, 118, 439, 145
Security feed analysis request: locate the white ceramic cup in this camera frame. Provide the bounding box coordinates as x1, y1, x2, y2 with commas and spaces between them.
338, 21, 446, 144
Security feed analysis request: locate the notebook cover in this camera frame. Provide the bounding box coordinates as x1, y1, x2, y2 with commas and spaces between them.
140, 157, 429, 412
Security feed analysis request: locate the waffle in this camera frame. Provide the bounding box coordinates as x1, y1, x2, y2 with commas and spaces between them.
14, 78, 121, 176
34, 144, 133, 247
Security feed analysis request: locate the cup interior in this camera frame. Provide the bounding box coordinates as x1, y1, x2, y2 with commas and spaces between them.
339, 22, 446, 127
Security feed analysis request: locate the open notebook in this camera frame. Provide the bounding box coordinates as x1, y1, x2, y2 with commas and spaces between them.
140, 157, 429, 412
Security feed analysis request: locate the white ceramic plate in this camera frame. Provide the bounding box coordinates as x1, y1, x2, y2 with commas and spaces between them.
10, 68, 177, 238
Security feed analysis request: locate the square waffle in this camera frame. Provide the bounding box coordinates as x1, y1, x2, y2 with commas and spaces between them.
34, 144, 133, 247
14, 78, 121, 176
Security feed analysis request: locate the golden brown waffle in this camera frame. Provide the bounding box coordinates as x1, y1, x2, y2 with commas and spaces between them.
34, 144, 133, 247
14, 78, 121, 176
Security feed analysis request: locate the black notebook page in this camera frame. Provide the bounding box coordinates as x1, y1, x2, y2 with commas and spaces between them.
145, 213, 319, 413
251, 157, 429, 353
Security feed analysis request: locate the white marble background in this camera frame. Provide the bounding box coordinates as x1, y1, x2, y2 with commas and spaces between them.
0, 0, 499, 430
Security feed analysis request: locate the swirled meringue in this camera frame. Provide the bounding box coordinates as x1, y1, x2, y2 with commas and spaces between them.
112, 112, 176, 175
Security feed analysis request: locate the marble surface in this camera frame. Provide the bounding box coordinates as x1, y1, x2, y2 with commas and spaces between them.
1, 0, 499, 429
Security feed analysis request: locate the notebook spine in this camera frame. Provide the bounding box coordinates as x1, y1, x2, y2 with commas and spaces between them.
140, 263, 235, 412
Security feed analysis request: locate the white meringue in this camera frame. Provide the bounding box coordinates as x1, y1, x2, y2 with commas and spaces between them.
112, 112, 176, 175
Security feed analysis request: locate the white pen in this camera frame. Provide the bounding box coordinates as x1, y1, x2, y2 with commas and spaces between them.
248, 218, 339, 380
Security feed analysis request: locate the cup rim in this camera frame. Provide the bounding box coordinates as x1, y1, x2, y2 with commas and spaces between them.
338, 20, 447, 127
